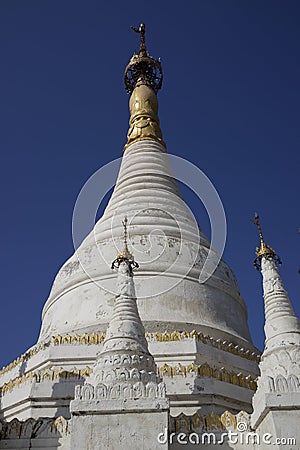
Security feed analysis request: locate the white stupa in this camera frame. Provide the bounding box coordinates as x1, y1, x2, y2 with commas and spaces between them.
251, 215, 300, 445
2, 24, 298, 450
70, 218, 169, 449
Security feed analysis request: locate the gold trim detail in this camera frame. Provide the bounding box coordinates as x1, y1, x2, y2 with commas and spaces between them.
0, 367, 92, 396
0, 416, 70, 439
252, 213, 275, 258
0, 361, 256, 397
170, 410, 250, 433
147, 330, 260, 362
124, 83, 166, 150
0, 344, 45, 376
0, 411, 249, 438
158, 363, 257, 391
52, 331, 260, 361
0, 330, 260, 378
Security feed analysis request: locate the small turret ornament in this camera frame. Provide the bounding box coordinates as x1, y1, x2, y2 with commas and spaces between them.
123, 23, 166, 150
124, 23, 163, 94
251, 213, 282, 270
111, 217, 139, 273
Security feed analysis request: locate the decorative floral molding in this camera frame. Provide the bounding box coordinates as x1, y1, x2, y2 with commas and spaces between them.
52, 332, 106, 346
263, 374, 300, 393
159, 362, 257, 391
75, 380, 166, 401
0, 330, 260, 379
0, 367, 92, 396
170, 410, 250, 433
51, 330, 260, 362
0, 343, 46, 376
0, 360, 257, 397
0, 416, 70, 440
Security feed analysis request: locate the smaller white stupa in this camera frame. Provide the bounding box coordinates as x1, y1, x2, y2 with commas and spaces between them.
251, 214, 300, 444
70, 217, 169, 450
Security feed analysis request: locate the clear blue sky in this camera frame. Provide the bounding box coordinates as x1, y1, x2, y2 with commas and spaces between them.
1, 1, 299, 367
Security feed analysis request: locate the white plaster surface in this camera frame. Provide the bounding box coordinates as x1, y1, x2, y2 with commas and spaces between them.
71, 410, 168, 450
39, 140, 253, 347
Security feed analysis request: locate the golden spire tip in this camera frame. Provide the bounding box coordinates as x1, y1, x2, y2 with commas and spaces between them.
123, 23, 165, 150
251, 213, 281, 270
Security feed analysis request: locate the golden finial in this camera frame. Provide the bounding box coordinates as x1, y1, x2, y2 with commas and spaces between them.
251, 213, 281, 270
111, 217, 139, 271
123, 23, 166, 150
124, 23, 162, 94
252, 213, 275, 258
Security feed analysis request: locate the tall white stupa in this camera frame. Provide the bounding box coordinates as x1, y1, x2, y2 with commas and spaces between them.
1, 24, 298, 450
251, 215, 300, 447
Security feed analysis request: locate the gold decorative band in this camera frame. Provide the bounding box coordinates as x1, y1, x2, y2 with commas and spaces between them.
170, 410, 250, 433
159, 362, 257, 391
1, 360, 256, 396
51, 330, 260, 362
0, 330, 260, 378
0, 410, 249, 438
0, 367, 93, 395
